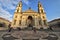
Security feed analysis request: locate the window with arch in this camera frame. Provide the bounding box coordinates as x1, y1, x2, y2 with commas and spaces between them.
14, 20, 16, 25
15, 15, 17, 18
17, 9, 19, 12
41, 9, 43, 13
19, 20, 21, 25
17, 8, 19, 12
40, 5, 42, 7
19, 4, 20, 7
43, 16, 45, 19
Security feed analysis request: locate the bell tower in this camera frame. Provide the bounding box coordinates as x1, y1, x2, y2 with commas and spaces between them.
38, 1, 49, 29
38, 1, 44, 13
11, 1, 22, 28
15, 1, 22, 13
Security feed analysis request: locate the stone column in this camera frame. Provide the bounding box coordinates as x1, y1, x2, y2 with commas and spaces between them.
35, 18, 38, 26
35, 17, 39, 29
21, 19, 26, 28
44, 20, 49, 29
14, 20, 19, 27
45, 20, 48, 26
40, 19, 44, 28
22, 20, 26, 25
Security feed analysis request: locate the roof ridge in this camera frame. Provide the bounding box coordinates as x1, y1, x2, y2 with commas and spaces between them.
0, 17, 10, 22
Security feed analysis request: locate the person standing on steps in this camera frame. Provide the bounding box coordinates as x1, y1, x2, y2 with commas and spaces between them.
49, 26, 53, 31
33, 27, 36, 33
8, 23, 12, 32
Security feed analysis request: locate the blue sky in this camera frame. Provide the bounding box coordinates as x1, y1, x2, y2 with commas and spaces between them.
0, 0, 60, 22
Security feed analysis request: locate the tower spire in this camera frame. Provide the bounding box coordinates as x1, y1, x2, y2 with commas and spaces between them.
15, 1, 22, 13
38, 1, 44, 13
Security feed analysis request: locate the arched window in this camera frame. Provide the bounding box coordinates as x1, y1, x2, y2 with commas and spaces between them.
41, 9, 43, 13
28, 16, 33, 20
40, 5, 42, 7
17, 8, 19, 12
43, 16, 45, 19
14, 20, 16, 25
15, 16, 17, 18
17, 9, 19, 12
19, 20, 21, 25
19, 4, 20, 7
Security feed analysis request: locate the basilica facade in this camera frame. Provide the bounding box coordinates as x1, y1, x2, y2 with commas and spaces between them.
11, 1, 48, 29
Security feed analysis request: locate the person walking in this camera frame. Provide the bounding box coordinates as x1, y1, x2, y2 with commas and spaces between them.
33, 27, 36, 33
8, 23, 12, 32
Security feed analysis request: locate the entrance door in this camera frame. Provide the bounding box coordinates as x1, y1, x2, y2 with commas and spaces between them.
27, 16, 34, 27
28, 16, 34, 26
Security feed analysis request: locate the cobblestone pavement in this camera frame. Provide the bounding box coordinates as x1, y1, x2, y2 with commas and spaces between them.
0, 30, 60, 40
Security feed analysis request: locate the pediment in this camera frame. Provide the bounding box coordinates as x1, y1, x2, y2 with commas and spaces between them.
23, 9, 37, 13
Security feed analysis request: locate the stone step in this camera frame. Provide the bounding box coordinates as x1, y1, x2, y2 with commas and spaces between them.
0, 27, 8, 30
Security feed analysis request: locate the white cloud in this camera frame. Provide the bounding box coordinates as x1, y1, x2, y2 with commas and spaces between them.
0, 0, 19, 10
23, 0, 29, 6
0, 0, 17, 21
0, 6, 12, 21
0, 0, 21, 22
